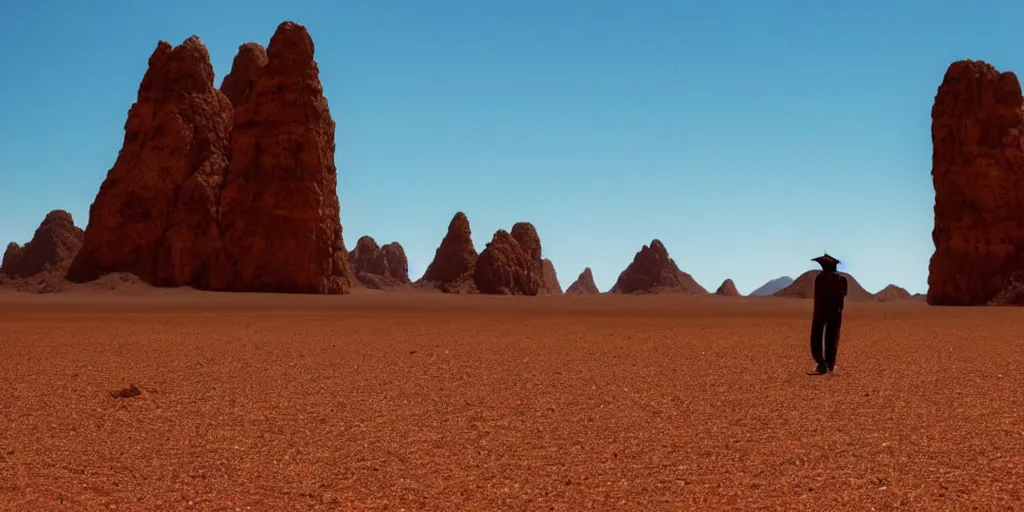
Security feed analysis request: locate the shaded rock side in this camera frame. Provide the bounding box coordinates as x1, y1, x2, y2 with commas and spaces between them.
473, 229, 543, 295
566, 267, 600, 294
714, 278, 740, 296
219, 21, 349, 294
928, 59, 1024, 305
1, 210, 84, 279
875, 284, 912, 302
610, 240, 708, 294
67, 35, 234, 289
419, 211, 478, 293
774, 270, 874, 300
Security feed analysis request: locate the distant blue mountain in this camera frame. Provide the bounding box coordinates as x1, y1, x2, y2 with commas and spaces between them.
749, 276, 794, 296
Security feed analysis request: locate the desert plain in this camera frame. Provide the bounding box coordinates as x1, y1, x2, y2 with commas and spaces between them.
1, 287, 1022, 511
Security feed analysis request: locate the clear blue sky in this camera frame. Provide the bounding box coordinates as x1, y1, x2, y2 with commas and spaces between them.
1, 0, 1021, 294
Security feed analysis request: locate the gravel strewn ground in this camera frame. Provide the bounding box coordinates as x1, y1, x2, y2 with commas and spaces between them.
1, 291, 1022, 510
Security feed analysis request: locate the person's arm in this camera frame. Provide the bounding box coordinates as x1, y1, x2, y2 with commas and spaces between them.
840, 276, 848, 297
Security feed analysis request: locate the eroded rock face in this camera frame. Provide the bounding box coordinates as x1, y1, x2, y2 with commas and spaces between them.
420, 212, 478, 293
473, 221, 548, 296
715, 279, 740, 296
351, 236, 387, 276
1, 210, 84, 279
381, 243, 410, 283
473, 229, 542, 295
220, 42, 267, 107
928, 59, 1024, 306
219, 21, 348, 294
350, 236, 409, 289
510, 222, 542, 262
540, 259, 562, 294
610, 240, 707, 294
1, 245, 21, 274
566, 267, 600, 294
68, 36, 234, 288
68, 22, 351, 294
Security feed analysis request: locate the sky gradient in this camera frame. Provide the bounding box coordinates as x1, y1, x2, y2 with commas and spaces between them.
2, 0, 1022, 294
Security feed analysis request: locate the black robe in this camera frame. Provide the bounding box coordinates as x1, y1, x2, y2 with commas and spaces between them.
813, 270, 848, 315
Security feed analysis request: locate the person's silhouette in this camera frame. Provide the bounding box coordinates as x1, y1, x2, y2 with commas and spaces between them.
807, 253, 847, 376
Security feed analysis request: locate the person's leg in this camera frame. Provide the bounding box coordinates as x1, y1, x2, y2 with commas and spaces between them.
808, 313, 827, 373
824, 312, 843, 371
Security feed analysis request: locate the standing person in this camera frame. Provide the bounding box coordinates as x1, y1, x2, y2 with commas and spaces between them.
807, 253, 847, 376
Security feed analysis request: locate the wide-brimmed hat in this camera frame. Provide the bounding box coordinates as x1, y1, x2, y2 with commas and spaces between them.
811, 253, 840, 267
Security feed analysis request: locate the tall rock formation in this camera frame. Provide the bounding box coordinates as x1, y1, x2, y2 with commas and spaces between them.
474, 228, 543, 295
350, 236, 388, 277
219, 21, 349, 294
928, 59, 1024, 305
540, 259, 562, 294
509, 222, 542, 262
69, 22, 351, 294
715, 278, 740, 296
610, 240, 708, 294
419, 212, 478, 293
381, 243, 410, 284
67, 36, 235, 288
566, 267, 600, 294
1, 210, 84, 279
506, 223, 562, 293
350, 236, 409, 289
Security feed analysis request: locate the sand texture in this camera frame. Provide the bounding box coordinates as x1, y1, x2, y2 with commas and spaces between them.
1, 291, 1022, 510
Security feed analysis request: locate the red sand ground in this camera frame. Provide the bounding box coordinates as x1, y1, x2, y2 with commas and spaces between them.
1, 289, 1022, 510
